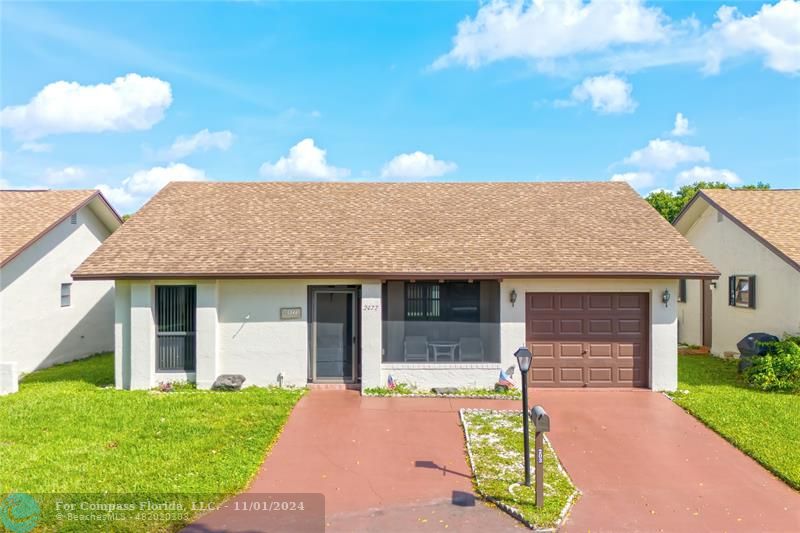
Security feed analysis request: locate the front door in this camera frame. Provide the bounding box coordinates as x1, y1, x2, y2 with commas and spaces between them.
310, 287, 358, 382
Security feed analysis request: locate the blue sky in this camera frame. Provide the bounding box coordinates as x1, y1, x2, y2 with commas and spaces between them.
1, 0, 798, 212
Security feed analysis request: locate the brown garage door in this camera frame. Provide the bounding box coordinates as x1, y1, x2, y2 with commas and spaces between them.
527, 292, 649, 388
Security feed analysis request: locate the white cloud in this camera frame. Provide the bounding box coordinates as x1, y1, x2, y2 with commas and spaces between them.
259, 138, 350, 180
432, 0, 668, 69
123, 163, 208, 195
569, 74, 637, 114
671, 112, 693, 136
96, 184, 137, 210
19, 142, 52, 153
45, 166, 86, 185
624, 138, 710, 170
162, 129, 234, 160
705, 0, 800, 75
380, 151, 458, 180
0, 73, 172, 140
675, 166, 742, 186
433, 0, 800, 76
610, 171, 655, 189
93, 163, 208, 211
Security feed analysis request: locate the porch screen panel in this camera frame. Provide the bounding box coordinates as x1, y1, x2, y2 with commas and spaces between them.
156, 286, 196, 371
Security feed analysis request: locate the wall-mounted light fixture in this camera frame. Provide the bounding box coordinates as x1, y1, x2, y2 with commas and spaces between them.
510, 289, 518, 307
662, 289, 671, 307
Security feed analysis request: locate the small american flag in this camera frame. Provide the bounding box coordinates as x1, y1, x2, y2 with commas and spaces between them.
498, 369, 516, 388
387, 374, 397, 390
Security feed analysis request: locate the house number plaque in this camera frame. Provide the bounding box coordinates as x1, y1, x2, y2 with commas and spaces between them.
280, 307, 302, 320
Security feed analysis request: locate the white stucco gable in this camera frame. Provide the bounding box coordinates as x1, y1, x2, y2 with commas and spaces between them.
0, 194, 121, 379
675, 196, 800, 355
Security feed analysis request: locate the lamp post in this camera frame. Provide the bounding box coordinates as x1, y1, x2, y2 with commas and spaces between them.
514, 346, 532, 486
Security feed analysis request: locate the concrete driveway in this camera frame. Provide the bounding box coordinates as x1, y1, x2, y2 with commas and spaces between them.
188, 389, 799, 532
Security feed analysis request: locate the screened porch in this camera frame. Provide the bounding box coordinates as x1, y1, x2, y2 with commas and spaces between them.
381, 280, 500, 363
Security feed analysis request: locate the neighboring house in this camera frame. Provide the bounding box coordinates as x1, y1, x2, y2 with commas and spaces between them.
674, 189, 800, 356
0, 190, 122, 387
73, 182, 717, 392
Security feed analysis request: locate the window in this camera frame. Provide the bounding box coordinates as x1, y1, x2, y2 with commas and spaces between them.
60, 283, 71, 307
677, 279, 687, 303
404, 282, 479, 322
729, 275, 756, 309
156, 286, 196, 371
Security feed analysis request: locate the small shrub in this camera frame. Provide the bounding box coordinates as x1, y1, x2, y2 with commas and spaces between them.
745, 337, 800, 392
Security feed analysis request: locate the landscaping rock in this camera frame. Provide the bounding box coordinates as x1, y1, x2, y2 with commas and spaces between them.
431, 387, 458, 395
212, 374, 246, 391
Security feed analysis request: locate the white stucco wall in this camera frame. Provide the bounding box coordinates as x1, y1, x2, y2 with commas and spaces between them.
680, 204, 800, 355
118, 277, 679, 392
0, 204, 115, 374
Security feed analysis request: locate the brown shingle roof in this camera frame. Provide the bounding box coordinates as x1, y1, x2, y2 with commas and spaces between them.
697, 189, 800, 271
1, 189, 100, 267
74, 181, 718, 279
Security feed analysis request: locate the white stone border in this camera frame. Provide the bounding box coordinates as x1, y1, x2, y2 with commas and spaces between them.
459, 408, 581, 531
363, 391, 520, 400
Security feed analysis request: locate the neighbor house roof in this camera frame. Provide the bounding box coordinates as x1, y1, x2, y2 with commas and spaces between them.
0, 189, 122, 267
673, 189, 800, 272
74, 181, 718, 280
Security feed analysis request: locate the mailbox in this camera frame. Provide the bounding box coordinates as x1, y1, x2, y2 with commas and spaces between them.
530, 405, 550, 433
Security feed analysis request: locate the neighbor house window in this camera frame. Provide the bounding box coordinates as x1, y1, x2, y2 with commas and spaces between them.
60, 283, 71, 307
155, 285, 196, 371
677, 279, 687, 303
729, 275, 756, 309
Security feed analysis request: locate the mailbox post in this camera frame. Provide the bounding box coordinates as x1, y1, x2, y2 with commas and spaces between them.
530, 405, 550, 508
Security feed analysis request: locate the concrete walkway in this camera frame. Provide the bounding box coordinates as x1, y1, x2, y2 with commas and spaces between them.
188, 389, 799, 532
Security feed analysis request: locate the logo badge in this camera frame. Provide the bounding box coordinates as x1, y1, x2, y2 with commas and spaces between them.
0, 493, 40, 533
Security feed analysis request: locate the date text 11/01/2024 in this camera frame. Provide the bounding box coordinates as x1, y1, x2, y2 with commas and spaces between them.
194, 499, 309, 512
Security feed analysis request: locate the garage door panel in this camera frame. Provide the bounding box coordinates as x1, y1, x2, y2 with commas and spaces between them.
587, 343, 612, 358
588, 319, 612, 334
557, 293, 584, 311
530, 343, 555, 358
588, 294, 613, 310
531, 367, 555, 384
558, 319, 583, 334
559, 367, 584, 385
619, 319, 643, 334
618, 294, 643, 310
530, 319, 555, 335
528, 292, 649, 388
529, 294, 555, 311
560, 343, 584, 358
589, 367, 613, 384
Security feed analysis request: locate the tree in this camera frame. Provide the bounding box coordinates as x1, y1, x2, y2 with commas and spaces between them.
645, 181, 770, 222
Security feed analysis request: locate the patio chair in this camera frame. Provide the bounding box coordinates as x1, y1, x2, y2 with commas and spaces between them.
458, 337, 484, 362
404, 336, 429, 362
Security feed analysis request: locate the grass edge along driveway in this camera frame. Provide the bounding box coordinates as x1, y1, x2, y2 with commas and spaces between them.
671, 355, 800, 490
0, 353, 304, 531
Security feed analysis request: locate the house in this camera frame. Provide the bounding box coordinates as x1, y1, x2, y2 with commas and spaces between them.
0, 190, 122, 393
73, 181, 717, 392
674, 189, 800, 356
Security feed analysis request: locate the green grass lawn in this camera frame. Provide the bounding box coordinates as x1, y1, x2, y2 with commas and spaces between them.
672, 355, 800, 490
0, 353, 304, 531
461, 410, 578, 529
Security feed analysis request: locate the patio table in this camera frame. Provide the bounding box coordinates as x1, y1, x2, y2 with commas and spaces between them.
429, 341, 458, 362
